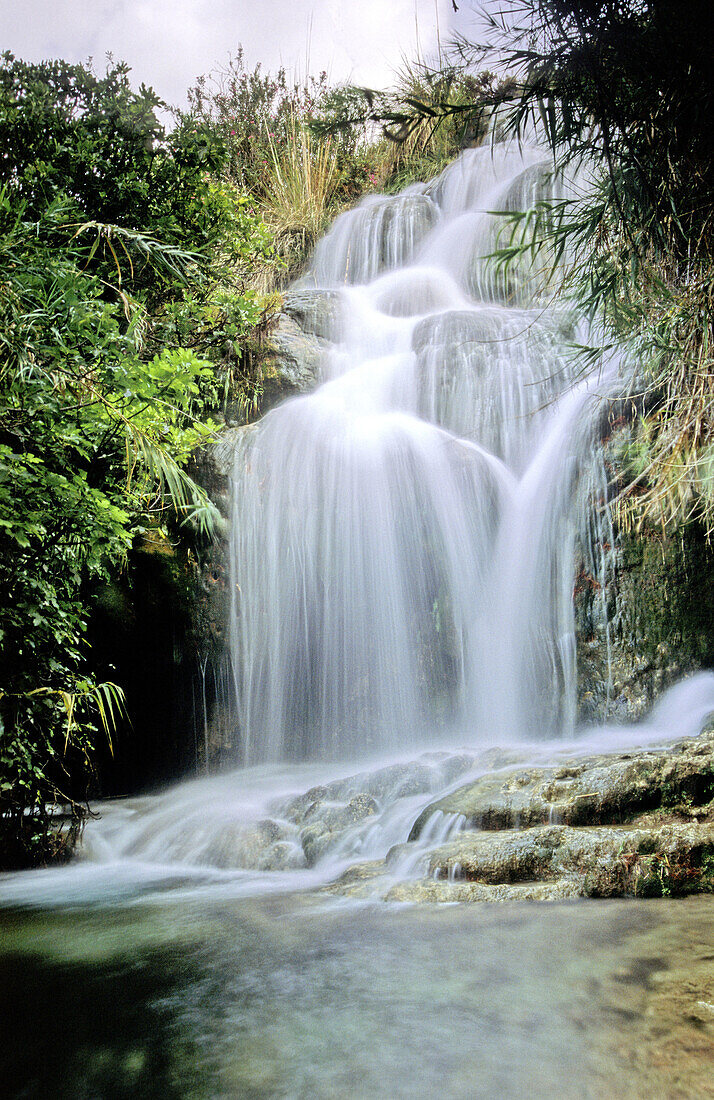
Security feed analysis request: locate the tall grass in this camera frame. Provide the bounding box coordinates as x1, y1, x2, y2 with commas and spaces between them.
260, 115, 342, 280
379, 59, 494, 192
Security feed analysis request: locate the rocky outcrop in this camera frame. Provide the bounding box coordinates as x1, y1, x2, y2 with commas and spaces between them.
409, 733, 714, 837
386, 821, 713, 902
217, 289, 339, 428
258, 313, 326, 409
325, 729, 714, 903
576, 521, 714, 722
281, 288, 342, 342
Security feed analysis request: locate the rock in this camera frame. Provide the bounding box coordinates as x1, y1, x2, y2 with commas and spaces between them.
259, 314, 327, 409
281, 288, 342, 341
384, 879, 581, 904
417, 821, 714, 899
270, 751, 480, 868
575, 453, 714, 724
278, 754, 478, 827
216, 308, 328, 428
299, 821, 332, 866
321, 860, 387, 899
149, 816, 303, 871
409, 731, 714, 839
297, 793, 379, 866
257, 839, 306, 872
207, 422, 259, 483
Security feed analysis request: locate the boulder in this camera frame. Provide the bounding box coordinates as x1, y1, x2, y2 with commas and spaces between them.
404, 820, 714, 899
258, 313, 327, 410
281, 288, 342, 341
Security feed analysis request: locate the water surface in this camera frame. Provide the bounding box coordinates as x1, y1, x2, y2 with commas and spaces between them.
2, 892, 712, 1098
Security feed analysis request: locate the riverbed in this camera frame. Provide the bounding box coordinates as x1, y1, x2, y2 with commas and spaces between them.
1, 889, 712, 1098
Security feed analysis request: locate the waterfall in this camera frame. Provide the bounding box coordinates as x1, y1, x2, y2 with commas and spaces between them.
228, 143, 615, 763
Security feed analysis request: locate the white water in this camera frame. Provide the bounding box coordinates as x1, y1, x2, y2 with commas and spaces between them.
230, 142, 613, 761
4, 142, 714, 910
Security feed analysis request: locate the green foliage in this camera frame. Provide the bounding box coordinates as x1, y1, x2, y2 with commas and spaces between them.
0, 54, 271, 864
188, 57, 326, 282
1, 55, 224, 237
311, 61, 504, 192
185, 50, 387, 282
467, 2, 714, 530
186, 47, 331, 198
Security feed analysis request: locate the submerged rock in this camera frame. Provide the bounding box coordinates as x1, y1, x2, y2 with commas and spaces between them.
298, 794, 379, 866
271, 753, 480, 868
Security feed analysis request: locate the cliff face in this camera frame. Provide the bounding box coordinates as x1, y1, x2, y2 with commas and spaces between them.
576, 499, 714, 726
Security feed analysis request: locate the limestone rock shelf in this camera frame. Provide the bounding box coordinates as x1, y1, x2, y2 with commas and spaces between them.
325, 729, 714, 903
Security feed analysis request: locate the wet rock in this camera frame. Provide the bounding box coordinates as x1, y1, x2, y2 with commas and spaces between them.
208, 423, 259, 483
259, 314, 327, 409
148, 816, 301, 871
298, 822, 331, 866
321, 860, 387, 899
297, 793, 379, 866
384, 879, 581, 904
421, 821, 714, 899
270, 754, 480, 868
257, 840, 306, 872
303, 793, 380, 832
281, 289, 342, 341
410, 731, 714, 839
576, 500, 714, 724
279, 754, 477, 828
282, 788, 382, 866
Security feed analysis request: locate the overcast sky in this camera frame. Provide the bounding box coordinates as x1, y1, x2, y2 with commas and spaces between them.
0, 1, 486, 109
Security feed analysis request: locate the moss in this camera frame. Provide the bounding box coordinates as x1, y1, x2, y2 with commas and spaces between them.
618, 524, 714, 666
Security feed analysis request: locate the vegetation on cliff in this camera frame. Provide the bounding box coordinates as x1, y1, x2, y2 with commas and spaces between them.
472, 0, 714, 531
0, 53, 274, 864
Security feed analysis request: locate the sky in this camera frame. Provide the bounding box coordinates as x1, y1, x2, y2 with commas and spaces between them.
0, 1, 486, 110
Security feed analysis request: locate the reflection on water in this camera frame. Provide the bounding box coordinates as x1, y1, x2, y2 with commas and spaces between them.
1, 894, 712, 1099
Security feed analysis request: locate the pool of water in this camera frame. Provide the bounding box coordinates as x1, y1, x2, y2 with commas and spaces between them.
1, 891, 712, 1098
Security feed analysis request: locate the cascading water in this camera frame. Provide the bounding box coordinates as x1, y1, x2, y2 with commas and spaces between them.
5, 139, 714, 910
4, 142, 714, 1100
229, 142, 614, 762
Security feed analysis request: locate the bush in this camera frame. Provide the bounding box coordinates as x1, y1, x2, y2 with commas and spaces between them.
0, 54, 273, 864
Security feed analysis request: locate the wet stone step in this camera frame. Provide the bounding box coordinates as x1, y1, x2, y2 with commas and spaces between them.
409, 730, 714, 839
392, 821, 714, 900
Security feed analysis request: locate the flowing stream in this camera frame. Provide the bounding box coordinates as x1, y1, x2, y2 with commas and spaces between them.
3, 142, 714, 1099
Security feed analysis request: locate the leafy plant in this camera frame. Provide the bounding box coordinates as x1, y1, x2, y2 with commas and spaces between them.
467, 2, 714, 530
311, 60, 504, 192
0, 54, 273, 865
